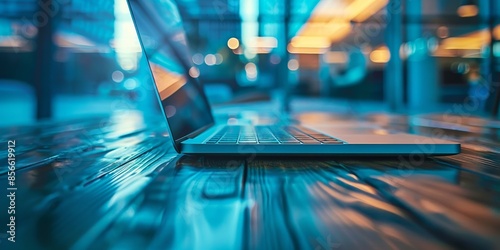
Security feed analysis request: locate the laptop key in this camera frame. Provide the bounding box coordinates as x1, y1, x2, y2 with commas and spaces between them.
300, 140, 321, 144
281, 141, 301, 144
207, 125, 346, 146
321, 141, 344, 144
321, 139, 341, 142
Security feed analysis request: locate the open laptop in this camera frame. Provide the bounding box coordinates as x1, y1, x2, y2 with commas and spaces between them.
126, 0, 460, 156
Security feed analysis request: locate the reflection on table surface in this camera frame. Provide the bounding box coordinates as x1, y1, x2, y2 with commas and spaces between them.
0, 109, 499, 249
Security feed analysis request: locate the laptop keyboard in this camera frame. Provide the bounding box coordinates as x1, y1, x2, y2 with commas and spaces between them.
205, 126, 345, 145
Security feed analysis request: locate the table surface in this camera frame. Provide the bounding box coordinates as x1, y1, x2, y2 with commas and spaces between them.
1, 109, 500, 250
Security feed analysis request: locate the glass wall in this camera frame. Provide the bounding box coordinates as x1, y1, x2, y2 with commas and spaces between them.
0, 0, 158, 126
1, 0, 499, 126
175, 0, 500, 114
399, 0, 499, 114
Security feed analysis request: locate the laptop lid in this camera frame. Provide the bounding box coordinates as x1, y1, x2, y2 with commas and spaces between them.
127, 0, 215, 152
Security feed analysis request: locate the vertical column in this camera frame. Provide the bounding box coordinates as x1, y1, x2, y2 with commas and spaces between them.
406, 0, 439, 112
34, 0, 57, 120
488, 0, 500, 117
385, 0, 404, 112
475, 0, 492, 114
281, 0, 291, 112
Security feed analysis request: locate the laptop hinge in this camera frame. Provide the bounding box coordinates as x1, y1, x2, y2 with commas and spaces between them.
175, 123, 214, 146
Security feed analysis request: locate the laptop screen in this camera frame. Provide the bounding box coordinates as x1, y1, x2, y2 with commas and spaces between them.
127, 0, 214, 144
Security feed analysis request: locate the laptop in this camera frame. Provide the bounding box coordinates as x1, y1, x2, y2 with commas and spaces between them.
126, 0, 460, 156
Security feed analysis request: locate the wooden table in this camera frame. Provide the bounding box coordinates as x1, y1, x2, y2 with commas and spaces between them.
1, 110, 500, 249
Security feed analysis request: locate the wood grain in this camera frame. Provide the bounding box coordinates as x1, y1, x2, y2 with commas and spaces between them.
1, 112, 499, 249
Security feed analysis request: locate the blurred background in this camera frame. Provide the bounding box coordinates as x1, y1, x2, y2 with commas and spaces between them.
1, 0, 500, 126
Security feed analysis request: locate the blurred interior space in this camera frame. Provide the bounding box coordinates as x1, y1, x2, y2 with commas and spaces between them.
1, 0, 500, 126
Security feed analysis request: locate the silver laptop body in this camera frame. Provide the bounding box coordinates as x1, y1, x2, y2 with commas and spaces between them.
126, 0, 460, 156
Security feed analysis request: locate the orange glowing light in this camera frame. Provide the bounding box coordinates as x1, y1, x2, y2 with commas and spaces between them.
227, 37, 240, 50
325, 51, 348, 64
494, 25, 500, 40
291, 0, 387, 55
290, 36, 330, 49
370, 46, 391, 63
347, 0, 389, 22
441, 30, 490, 50
457, 5, 478, 17
287, 46, 328, 55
